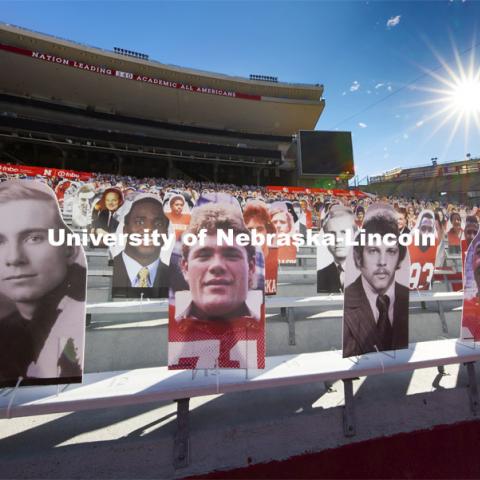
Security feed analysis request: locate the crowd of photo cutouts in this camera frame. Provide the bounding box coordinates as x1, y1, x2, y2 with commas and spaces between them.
0, 170, 479, 388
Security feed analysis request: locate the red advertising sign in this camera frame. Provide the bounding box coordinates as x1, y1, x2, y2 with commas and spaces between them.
0, 43, 261, 102
266, 185, 366, 197
0, 163, 93, 181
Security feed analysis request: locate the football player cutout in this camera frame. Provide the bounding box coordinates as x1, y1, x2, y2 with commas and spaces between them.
168, 201, 265, 370
343, 204, 410, 358
408, 210, 438, 291
0, 180, 86, 387
461, 231, 480, 340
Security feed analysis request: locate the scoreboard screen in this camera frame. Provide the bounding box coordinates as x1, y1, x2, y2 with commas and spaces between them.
297, 130, 354, 176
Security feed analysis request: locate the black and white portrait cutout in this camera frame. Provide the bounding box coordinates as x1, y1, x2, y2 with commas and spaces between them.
0, 180, 86, 387
316, 205, 357, 294
342, 203, 410, 358
71, 183, 95, 229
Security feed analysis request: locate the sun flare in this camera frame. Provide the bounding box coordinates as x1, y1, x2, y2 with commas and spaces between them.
409, 39, 480, 154
448, 77, 480, 114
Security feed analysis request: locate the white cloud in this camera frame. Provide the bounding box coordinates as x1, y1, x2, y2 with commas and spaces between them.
387, 85, 393, 91
358, 122, 367, 128
386, 15, 401, 28
342, 91, 347, 96
375, 83, 384, 89
416, 120, 424, 127
403, 133, 409, 139
350, 81, 360, 92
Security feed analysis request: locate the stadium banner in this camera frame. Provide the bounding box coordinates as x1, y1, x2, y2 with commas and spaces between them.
0, 163, 93, 181
0, 43, 261, 102
266, 185, 366, 197
0, 180, 86, 388
342, 203, 410, 358
461, 230, 480, 341
168, 193, 266, 370
408, 210, 438, 291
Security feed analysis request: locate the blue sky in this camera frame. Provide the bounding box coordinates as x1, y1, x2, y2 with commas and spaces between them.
1, 0, 480, 181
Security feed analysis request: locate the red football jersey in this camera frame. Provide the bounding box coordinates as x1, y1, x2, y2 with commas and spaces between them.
408, 242, 438, 290
168, 304, 265, 369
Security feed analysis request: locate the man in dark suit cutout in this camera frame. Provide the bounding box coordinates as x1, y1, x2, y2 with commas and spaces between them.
343, 206, 409, 357
317, 205, 356, 293
112, 196, 169, 298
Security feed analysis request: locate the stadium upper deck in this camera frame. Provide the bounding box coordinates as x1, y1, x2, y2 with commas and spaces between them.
0, 23, 327, 184
0, 23, 324, 136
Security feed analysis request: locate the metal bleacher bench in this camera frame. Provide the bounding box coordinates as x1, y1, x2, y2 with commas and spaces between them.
87, 290, 464, 345
1, 338, 479, 468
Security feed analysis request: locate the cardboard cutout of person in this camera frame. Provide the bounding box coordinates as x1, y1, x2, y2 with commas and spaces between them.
163, 191, 192, 241
0, 180, 86, 387
91, 187, 124, 237
461, 216, 479, 278
408, 209, 438, 291
447, 211, 463, 253
317, 205, 357, 293
168, 200, 265, 369
111, 193, 171, 299
243, 200, 279, 296
71, 184, 95, 229
342, 203, 410, 358
269, 202, 298, 265
461, 231, 480, 340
